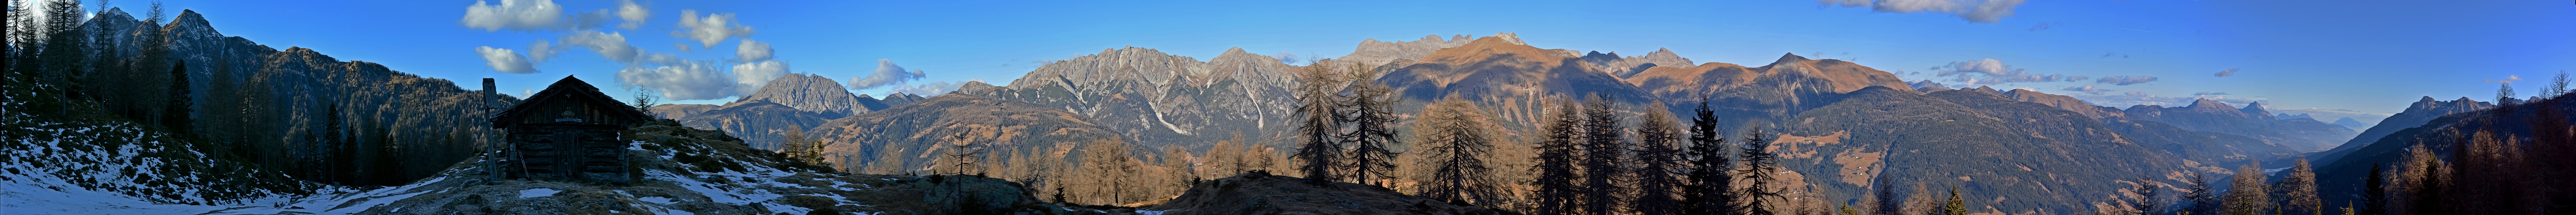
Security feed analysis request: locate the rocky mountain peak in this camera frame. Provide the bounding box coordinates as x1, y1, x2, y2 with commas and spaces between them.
2186, 99, 2235, 112
1770, 52, 1813, 66
735, 74, 866, 118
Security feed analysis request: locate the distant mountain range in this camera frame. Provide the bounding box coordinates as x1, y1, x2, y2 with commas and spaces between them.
816, 33, 2366, 214
648, 74, 927, 150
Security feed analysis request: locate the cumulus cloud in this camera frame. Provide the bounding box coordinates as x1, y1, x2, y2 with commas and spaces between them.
736, 39, 773, 61
558, 30, 641, 63
2060, 85, 2111, 95
730, 61, 791, 95
525, 40, 559, 60
2214, 68, 2238, 77
476, 46, 539, 74
674, 9, 756, 48
617, 61, 740, 100
850, 59, 927, 89
615, 0, 649, 29
1818, 0, 2028, 23
460, 0, 609, 31
1930, 58, 2080, 85
890, 80, 982, 95
2095, 76, 2158, 86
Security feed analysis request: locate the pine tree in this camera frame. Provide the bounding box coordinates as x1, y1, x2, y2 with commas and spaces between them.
1339, 63, 1399, 186
2361, 164, 2385, 215
161, 59, 190, 134
1531, 100, 1583, 215
2224, 163, 2271, 215
1874, 178, 1900, 215
1576, 95, 1629, 215
1737, 125, 1784, 215
1682, 98, 1737, 215
2129, 178, 2161, 215
1290, 64, 1344, 185
2278, 159, 2320, 215
1943, 187, 1967, 215
1631, 104, 1685, 215
1417, 95, 1502, 206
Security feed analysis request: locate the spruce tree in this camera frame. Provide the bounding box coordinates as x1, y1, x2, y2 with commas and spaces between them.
2361, 164, 2384, 215
1682, 99, 1737, 214
1630, 105, 1685, 215
1944, 187, 1967, 215
1531, 100, 1583, 215
162, 60, 190, 134
1737, 125, 1783, 215
1576, 95, 1629, 215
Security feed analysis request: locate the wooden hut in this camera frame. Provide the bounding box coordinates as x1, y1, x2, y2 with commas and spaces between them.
490, 76, 652, 184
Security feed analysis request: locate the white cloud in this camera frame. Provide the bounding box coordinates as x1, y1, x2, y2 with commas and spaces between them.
459, 0, 607, 31
2060, 85, 2111, 95
558, 30, 641, 64
525, 40, 558, 60
1818, 0, 2027, 23
731, 61, 791, 95
891, 80, 982, 95
2096, 76, 2158, 86
674, 9, 755, 48
1931, 58, 2078, 84
849, 59, 927, 89
617, 61, 738, 100
615, 0, 649, 29
736, 39, 773, 61
2486, 75, 2522, 84
1273, 52, 1302, 64
2068, 91, 2270, 108
2214, 68, 2239, 77
476, 46, 539, 74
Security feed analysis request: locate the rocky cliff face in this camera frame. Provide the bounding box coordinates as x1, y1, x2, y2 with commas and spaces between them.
810, 94, 1127, 173
959, 46, 1303, 149
735, 74, 869, 118
1583, 48, 1695, 78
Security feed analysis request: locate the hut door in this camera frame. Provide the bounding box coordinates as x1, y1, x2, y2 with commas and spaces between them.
554, 129, 585, 179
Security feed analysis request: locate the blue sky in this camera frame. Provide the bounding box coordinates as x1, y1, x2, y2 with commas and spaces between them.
91, 0, 2576, 120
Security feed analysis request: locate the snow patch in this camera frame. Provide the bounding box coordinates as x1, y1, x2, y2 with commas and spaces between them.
518, 188, 562, 198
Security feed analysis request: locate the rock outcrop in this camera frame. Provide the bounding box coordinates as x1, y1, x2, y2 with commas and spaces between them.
736, 74, 870, 118
958, 46, 1303, 148
811, 94, 1127, 173
1582, 48, 1695, 78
